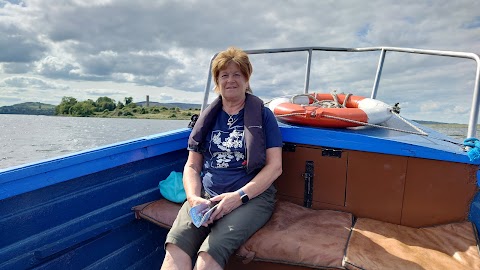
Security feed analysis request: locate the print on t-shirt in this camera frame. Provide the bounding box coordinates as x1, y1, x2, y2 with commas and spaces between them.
209, 128, 245, 169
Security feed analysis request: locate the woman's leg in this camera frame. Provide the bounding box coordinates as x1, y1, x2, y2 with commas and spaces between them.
194, 252, 222, 270
161, 243, 192, 270
196, 185, 276, 269
163, 201, 210, 269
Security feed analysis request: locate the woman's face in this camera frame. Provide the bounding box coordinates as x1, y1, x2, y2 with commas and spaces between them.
218, 62, 249, 101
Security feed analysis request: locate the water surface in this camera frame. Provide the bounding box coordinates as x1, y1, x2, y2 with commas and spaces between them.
1, 115, 189, 169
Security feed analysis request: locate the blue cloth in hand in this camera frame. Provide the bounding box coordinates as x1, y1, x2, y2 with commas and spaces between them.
159, 171, 186, 203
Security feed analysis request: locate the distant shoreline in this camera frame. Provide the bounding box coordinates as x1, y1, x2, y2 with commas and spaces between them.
0, 102, 474, 125
0, 111, 198, 121
0, 101, 200, 120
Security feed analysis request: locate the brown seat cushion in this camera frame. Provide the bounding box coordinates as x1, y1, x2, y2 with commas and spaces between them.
132, 199, 352, 269
344, 218, 480, 270
132, 199, 182, 229
237, 200, 353, 269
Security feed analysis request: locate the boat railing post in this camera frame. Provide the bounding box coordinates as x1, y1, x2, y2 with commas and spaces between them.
201, 53, 218, 112
304, 49, 313, 94
371, 49, 386, 99
467, 56, 480, 138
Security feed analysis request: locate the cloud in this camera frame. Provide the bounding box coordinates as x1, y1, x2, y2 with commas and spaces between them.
0, 0, 479, 124
36, 56, 80, 78
0, 23, 47, 63
0, 76, 69, 90
0, 1, 48, 63
84, 88, 128, 97
0, 75, 71, 105
1, 62, 33, 73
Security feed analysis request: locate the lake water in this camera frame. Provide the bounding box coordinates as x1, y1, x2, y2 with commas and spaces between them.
0, 114, 473, 170
0, 115, 189, 170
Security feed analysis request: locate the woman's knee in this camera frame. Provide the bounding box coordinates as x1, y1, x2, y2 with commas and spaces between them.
195, 252, 223, 270
162, 244, 192, 269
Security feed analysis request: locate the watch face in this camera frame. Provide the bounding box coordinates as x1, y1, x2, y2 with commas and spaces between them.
241, 194, 249, 204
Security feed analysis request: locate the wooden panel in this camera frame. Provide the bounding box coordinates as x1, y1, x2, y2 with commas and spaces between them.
275, 148, 305, 201
401, 158, 478, 227
275, 145, 347, 207
276, 146, 478, 228
313, 148, 348, 206
276, 194, 304, 206
345, 151, 407, 224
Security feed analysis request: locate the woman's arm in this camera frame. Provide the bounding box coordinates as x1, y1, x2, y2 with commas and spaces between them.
183, 150, 208, 207
209, 146, 282, 220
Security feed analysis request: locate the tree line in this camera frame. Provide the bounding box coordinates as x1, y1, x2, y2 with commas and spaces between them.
55, 96, 133, 117
55, 96, 198, 119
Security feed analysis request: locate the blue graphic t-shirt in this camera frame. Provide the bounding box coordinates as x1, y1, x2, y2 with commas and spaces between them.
200, 107, 282, 196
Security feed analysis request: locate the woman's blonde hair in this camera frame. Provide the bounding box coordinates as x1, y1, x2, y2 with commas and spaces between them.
211, 47, 253, 94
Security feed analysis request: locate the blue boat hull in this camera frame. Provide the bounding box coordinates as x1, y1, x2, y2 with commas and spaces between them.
0, 130, 190, 269
1, 122, 479, 269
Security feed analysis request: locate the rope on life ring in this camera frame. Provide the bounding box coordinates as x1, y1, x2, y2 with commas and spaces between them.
289, 91, 352, 109
267, 91, 429, 136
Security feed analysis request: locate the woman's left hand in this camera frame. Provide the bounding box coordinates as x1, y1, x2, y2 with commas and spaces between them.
206, 192, 242, 223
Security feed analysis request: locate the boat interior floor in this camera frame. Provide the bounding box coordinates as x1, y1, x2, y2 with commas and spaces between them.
132, 199, 480, 270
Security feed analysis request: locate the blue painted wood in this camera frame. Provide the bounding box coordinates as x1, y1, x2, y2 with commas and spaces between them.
0, 129, 191, 200
0, 119, 478, 269
32, 222, 167, 270
0, 149, 187, 270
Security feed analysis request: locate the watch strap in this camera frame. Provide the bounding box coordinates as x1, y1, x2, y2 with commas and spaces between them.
238, 189, 246, 197
238, 189, 249, 204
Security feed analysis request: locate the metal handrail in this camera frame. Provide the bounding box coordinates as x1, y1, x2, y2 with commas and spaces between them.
201, 46, 480, 138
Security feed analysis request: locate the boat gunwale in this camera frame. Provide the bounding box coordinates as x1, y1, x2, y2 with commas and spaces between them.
201, 46, 480, 138
1, 121, 475, 201
0, 128, 191, 200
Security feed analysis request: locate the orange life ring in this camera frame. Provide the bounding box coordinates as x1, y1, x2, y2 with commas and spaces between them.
268, 93, 393, 128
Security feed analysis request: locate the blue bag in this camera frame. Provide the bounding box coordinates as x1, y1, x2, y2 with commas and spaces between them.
464, 138, 480, 162
159, 171, 186, 203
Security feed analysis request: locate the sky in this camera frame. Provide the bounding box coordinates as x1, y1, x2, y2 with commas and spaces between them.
0, 0, 479, 123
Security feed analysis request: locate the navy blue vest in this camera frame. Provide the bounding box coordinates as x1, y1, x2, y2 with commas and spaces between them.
188, 93, 266, 174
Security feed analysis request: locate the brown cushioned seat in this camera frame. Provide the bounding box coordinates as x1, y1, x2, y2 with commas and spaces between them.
132, 199, 182, 229
237, 200, 353, 269
133, 199, 353, 269
343, 218, 480, 270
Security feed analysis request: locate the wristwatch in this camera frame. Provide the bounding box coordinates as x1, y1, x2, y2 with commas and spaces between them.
238, 189, 249, 204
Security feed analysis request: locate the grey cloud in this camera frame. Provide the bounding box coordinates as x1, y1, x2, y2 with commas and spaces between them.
0, 0, 479, 123
30, 0, 287, 54
2, 62, 33, 73
0, 24, 47, 63
1, 76, 69, 90
36, 56, 80, 79
80, 51, 182, 77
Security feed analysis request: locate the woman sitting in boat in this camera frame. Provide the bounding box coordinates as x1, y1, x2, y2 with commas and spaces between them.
161, 47, 283, 270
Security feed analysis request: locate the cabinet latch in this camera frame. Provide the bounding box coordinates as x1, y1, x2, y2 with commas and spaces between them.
322, 148, 342, 158
283, 143, 296, 152
302, 161, 314, 208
